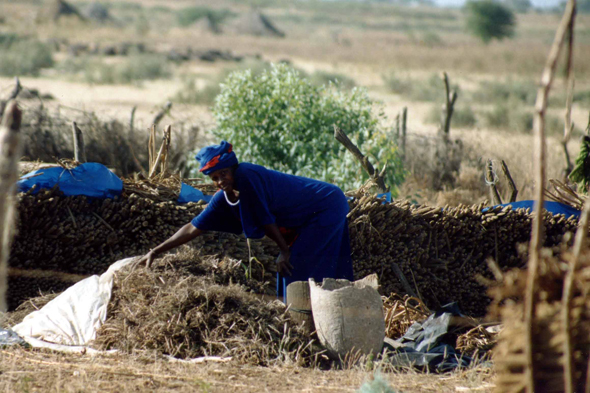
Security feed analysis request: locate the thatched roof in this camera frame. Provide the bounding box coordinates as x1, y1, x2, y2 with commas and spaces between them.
229, 11, 285, 38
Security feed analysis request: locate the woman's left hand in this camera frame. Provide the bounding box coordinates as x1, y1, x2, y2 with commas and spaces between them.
276, 249, 293, 276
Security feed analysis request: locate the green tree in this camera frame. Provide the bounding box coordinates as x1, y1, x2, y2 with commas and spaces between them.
465, 1, 516, 44
502, 0, 532, 13
204, 64, 405, 192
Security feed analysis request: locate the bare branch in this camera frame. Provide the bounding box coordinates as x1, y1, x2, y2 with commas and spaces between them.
71, 121, 86, 163
525, 1, 576, 391
500, 160, 518, 203
334, 125, 389, 192
0, 101, 22, 314
485, 159, 502, 205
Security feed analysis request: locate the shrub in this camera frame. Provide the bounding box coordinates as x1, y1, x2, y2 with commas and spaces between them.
0, 40, 54, 77
60, 53, 170, 85
206, 64, 404, 192
383, 73, 459, 102
483, 104, 533, 133
426, 105, 477, 128
309, 71, 356, 90
465, 1, 516, 44
471, 79, 537, 105
176, 7, 233, 27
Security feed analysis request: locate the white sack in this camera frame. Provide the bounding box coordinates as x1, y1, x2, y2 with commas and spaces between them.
12, 257, 135, 347
309, 274, 385, 359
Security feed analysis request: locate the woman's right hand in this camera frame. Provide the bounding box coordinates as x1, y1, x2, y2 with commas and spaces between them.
135, 250, 157, 270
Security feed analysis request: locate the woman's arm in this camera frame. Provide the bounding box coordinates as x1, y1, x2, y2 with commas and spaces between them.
264, 223, 293, 276
136, 223, 203, 268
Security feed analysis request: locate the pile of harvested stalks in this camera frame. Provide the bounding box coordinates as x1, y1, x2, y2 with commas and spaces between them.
94, 255, 321, 366
489, 250, 590, 392
348, 193, 578, 316
382, 294, 430, 339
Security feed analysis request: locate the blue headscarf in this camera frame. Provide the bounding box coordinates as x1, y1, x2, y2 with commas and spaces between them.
195, 141, 238, 175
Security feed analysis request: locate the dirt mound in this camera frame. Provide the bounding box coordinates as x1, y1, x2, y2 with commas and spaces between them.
94, 254, 319, 365
229, 11, 285, 38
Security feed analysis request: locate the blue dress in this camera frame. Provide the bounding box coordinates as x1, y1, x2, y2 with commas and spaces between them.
191, 162, 354, 299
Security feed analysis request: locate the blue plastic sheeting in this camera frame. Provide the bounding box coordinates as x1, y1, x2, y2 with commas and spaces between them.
18, 163, 123, 199
486, 200, 581, 219
177, 182, 213, 204
377, 191, 392, 203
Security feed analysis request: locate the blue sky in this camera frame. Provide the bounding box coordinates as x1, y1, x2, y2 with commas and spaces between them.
433, 0, 561, 7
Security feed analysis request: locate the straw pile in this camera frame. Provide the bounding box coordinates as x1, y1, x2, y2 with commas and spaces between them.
347, 193, 578, 316
382, 294, 430, 339
489, 250, 590, 392
93, 253, 320, 365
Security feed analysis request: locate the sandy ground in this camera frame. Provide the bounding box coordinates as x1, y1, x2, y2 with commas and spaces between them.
0, 347, 495, 393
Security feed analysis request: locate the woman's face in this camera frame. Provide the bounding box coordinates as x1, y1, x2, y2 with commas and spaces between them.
209, 167, 235, 193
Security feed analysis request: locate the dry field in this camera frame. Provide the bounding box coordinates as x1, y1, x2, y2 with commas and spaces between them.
0, 347, 494, 392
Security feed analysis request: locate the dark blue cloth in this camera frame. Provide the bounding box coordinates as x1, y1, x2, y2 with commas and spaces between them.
191, 163, 354, 298
195, 140, 238, 175
485, 200, 580, 219
17, 163, 122, 198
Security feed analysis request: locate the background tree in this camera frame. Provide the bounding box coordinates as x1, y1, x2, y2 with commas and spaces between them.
465, 1, 516, 44
502, 0, 532, 13
203, 64, 405, 192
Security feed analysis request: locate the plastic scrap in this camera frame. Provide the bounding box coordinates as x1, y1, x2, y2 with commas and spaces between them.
0, 328, 27, 347
177, 182, 213, 204
17, 163, 123, 199
12, 257, 135, 348
383, 303, 472, 372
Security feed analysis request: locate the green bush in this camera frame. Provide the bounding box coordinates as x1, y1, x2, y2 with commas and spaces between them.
483, 104, 533, 132
60, 53, 170, 85
426, 105, 477, 128
206, 64, 404, 191
465, 1, 516, 44
309, 71, 356, 90
383, 73, 458, 102
176, 7, 233, 27
472, 79, 537, 105
0, 40, 54, 77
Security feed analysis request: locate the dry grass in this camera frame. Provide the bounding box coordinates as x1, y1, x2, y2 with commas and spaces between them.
0, 346, 495, 392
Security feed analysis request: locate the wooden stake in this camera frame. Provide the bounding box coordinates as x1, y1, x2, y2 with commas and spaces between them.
334, 125, 389, 192
440, 72, 457, 136
401, 107, 407, 162
500, 160, 518, 203
71, 121, 86, 163
0, 101, 22, 314
525, 1, 576, 391
0, 77, 21, 121
485, 159, 502, 205
563, 195, 588, 393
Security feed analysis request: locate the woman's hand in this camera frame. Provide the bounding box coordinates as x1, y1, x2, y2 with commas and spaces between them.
134, 250, 157, 270
276, 249, 293, 276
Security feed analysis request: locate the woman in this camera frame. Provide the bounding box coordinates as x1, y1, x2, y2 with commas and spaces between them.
137, 141, 354, 299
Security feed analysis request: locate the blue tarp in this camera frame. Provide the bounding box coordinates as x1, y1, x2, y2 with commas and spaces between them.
486, 200, 581, 219
18, 163, 214, 203
177, 182, 213, 204
18, 163, 123, 199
